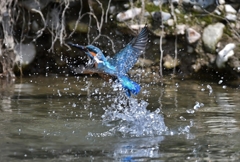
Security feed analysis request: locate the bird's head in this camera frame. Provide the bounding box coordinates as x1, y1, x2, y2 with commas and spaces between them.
68, 43, 107, 64
85, 45, 107, 64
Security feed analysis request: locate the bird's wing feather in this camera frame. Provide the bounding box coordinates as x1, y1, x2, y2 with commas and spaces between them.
109, 27, 148, 75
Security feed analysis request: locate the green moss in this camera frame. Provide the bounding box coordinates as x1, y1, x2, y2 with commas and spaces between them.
223, 26, 233, 37
145, 3, 160, 12
197, 15, 214, 24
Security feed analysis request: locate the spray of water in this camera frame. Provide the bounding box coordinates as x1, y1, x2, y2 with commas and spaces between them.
101, 91, 168, 137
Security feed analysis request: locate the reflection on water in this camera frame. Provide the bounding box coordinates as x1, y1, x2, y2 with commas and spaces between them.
0, 76, 240, 161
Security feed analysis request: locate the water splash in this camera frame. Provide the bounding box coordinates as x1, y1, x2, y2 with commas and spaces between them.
101, 94, 168, 137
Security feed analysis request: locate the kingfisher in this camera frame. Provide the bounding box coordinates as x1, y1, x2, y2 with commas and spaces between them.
69, 26, 148, 96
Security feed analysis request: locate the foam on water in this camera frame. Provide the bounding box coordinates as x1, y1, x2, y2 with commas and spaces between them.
101, 94, 168, 137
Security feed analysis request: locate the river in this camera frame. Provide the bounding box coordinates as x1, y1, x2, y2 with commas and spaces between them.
0, 75, 239, 161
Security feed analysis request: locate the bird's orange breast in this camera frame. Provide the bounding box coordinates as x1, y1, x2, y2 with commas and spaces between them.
89, 51, 96, 57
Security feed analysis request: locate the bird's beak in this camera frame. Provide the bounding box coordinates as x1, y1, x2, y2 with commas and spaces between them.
68, 43, 87, 52
68, 42, 96, 60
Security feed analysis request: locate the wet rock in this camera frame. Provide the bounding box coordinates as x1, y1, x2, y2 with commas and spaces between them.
216, 43, 235, 68
116, 7, 141, 22
15, 43, 36, 65
202, 23, 225, 53
163, 54, 179, 69
135, 58, 154, 67
186, 28, 201, 44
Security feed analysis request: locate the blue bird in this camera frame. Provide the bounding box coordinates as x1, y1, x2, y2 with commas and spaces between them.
69, 26, 148, 96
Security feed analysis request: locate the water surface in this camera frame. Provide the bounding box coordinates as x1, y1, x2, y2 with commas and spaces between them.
0, 75, 240, 161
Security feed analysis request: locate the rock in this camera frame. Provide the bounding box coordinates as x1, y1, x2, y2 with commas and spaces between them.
123, 3, 130, 9
135, 58, 154, 67
130, 24, 146, 30
151, 11, 171, 22
68, 21, 89, 33
182, 0, 217, 8
153, 0, 168, 6
216, 43, 235, 68
172, 0, 179, 5
186, 28, 201, 44
224, 4, 237, 21
193, 5, 204, 12
163, 55, 179, 69
161, 11, 171, 21
225, 4, 237, 13
176, 24, 186, 35
187, 46, 194, 53
218, 0, 225, 5
202, 23, 225, 53
225, 13, 237, 21
109, 6, 116, 14
15, 43, 36, 65
47, 8, 60, 30
167, 19, 174, 26
31, 20, 39, 32
116, 8, 141, 22
153, 0, 179, 5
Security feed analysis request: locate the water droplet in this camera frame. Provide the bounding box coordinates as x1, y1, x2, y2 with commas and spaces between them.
193, 101, 204, 110
102, 95, 167, 136
180, 116, 186, 121
218, 80, 223, 84
207, 85, 213, 95
72, 103, 76, 107
186, 109, 195, 114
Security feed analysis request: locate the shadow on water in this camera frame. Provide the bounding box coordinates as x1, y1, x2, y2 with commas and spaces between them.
0, 76, 240, 161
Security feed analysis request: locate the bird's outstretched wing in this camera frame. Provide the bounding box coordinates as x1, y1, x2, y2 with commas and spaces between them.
109, 26, 148, 75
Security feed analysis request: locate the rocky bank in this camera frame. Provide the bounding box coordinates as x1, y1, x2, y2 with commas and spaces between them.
0, 0, 239, 84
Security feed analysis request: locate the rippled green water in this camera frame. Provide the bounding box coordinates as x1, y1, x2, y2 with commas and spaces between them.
0, 75, 240, 161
